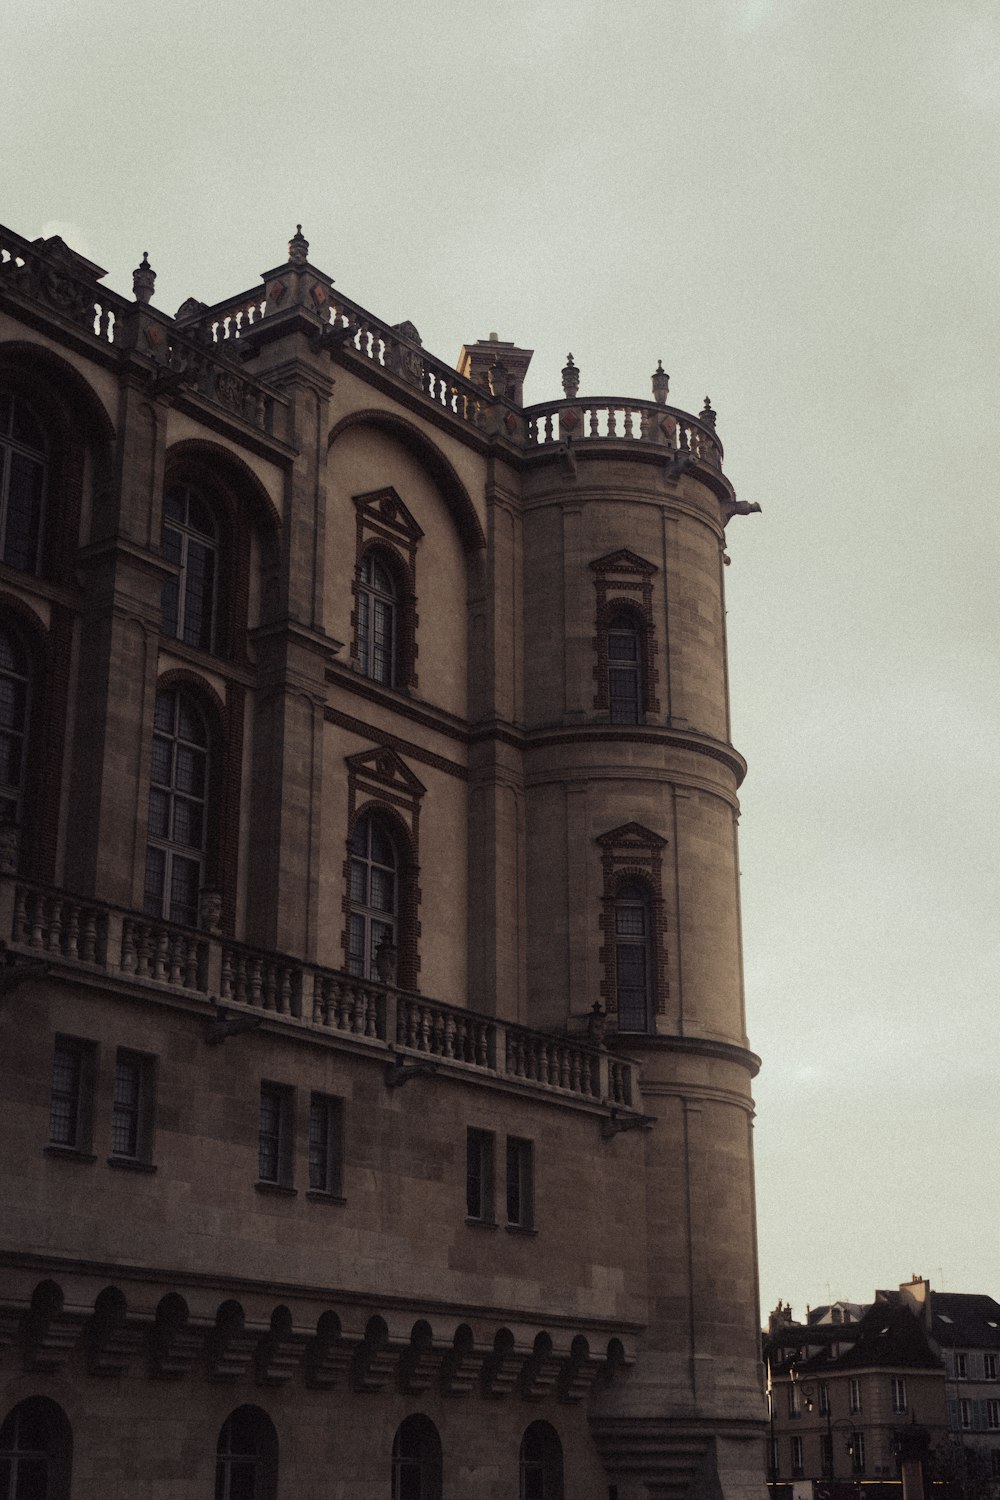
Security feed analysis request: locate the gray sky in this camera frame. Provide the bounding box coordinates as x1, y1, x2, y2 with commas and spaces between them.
7, 0, 998, 1322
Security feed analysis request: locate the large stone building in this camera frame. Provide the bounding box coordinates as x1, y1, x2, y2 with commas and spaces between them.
0, 220, 766, 1500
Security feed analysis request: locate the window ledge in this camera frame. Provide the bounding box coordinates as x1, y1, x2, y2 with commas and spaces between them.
44, 1145, 96, 1164
465, 1216, 498, 1230
306, 1191, 346, 1205
107, 1156, 157, 1173
505, 1223, 537, 1237
255, 1181, 296, 1197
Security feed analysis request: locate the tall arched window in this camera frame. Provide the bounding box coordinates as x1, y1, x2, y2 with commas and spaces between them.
357, 553, 397, 686
615, 881, 652, 1032
161, 484, 219, 652
144, 687, 210, 927
0, 1397, 72, 1500
391, 1415, 441, 1500
607, 612, 642, 724
0, 621, 31, 826
347, 811, 398, 978
0, 393, 47, 575
519, 1421, 564, 1500
215, 1406, 277, 1500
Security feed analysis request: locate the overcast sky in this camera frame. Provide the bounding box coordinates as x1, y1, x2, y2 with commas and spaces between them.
6, 0, 998, 1323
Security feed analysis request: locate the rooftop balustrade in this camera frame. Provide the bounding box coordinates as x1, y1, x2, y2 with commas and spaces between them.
0, 877, 636, 1113
1, 219, 723, 466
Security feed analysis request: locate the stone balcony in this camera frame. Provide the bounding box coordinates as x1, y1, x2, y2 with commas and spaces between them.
0, 877, 638, 1116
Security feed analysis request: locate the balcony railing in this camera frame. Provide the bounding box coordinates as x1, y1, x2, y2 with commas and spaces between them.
0, 878, 635, 1112
522, 398, 722, 467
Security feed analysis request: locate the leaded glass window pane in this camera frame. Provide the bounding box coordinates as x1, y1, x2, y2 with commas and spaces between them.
144, 688, 210, 926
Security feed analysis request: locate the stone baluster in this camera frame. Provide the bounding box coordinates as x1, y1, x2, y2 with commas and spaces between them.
63, 902, 79, 960
167, 935, 183, 986
28, 892, 45, 949
80, 908, 98, 965
249, 958, 263, 1008
154, 929, 170, 982
47, 899, 63, 954
7, 881, 26, 946
183, 939, 200, 991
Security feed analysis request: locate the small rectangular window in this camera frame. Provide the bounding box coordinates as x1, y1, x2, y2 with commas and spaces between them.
986, 1354, 998, 1381
111, 1050, 156, 1163
960, 1399, 973, 1430
466, 1128, 494, 1222
987, 1399, 1000, 1432
787, 1381, 801, 1417
819, 1381, 830, 1416
956, 1352, 968, 1379
48, 1037, 95, 1152
849, 1377, 861, 1414
791, 1437, 803, 1478
991, 1451, 1000, 1481
851, 1432, 865, 1474
506, 1136, 533, 1229
892, 1376, 907, 1413
258, 1083, 294, 1188
308, 1094, 343, 1196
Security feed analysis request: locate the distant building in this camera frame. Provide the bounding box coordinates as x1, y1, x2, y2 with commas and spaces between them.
765, 1294, 946, 1496
0, 221, 767, 1499
896, 1277, 1000, 1500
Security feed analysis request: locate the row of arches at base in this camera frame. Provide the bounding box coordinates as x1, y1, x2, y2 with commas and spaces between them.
0, 1398, 564, 1500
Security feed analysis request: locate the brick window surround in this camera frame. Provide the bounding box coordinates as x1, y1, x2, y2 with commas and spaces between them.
342, 747, 425, 991
350, 488, 423, 691
597, 822, 668, 1027
591, 548, 659, 718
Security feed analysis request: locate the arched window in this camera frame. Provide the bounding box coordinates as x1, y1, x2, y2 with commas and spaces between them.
347, 811, 398, 979
607, 612, 643, 724
144, 687, 210, 927
357, 552, 397, 686
519, 1421, 564, 1500
161, 484, 219, 652
615, 881, 652, 1032
215, 1406, 277, 1500
0, 393, 47, 575
0, 620, 31, 825
0, 1397, 72, 1500
391, 1415, 441, 1500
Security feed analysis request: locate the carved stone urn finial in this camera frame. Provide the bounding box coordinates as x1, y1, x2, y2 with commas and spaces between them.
0, 821, 20, 875
288, 224, 309, 265
198, 888, 223, 937
561, 354, 580, 400
700, 395, 717, 428
651, 360, 669, 405
588, 1000, 607, 1048
375, 940, 398, 988
488, 359, 508, 400
132, 251, 156, 305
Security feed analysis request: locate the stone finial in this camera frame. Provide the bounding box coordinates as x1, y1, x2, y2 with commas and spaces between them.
375, 939, 398, 987
561, 354, 580, 400
0, 821, 19, 875
199, 888, 223, 937
651, 360, 669, 405
587, 1000, 607, 1048
488, 359, 508, 400
700, 396, 717, 428
132, 251, 156, 305
288, 224, 309, 265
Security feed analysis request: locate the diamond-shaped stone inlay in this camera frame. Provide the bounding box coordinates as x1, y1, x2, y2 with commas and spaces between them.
311, 283, 327, 307
269, 280, 287, 305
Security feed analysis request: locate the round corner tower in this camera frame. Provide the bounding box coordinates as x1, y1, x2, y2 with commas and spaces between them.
518, 372, 766, 1500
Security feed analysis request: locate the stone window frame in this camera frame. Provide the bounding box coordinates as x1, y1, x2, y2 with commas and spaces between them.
590, 548, 659, 720
145, 670, 242, 935
596, 822, 668, 1028
342, 747, 425, 992
350, 488, 423, 692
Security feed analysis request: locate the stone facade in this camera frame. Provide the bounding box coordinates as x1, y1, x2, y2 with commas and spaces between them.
0, 221, 766, 1499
